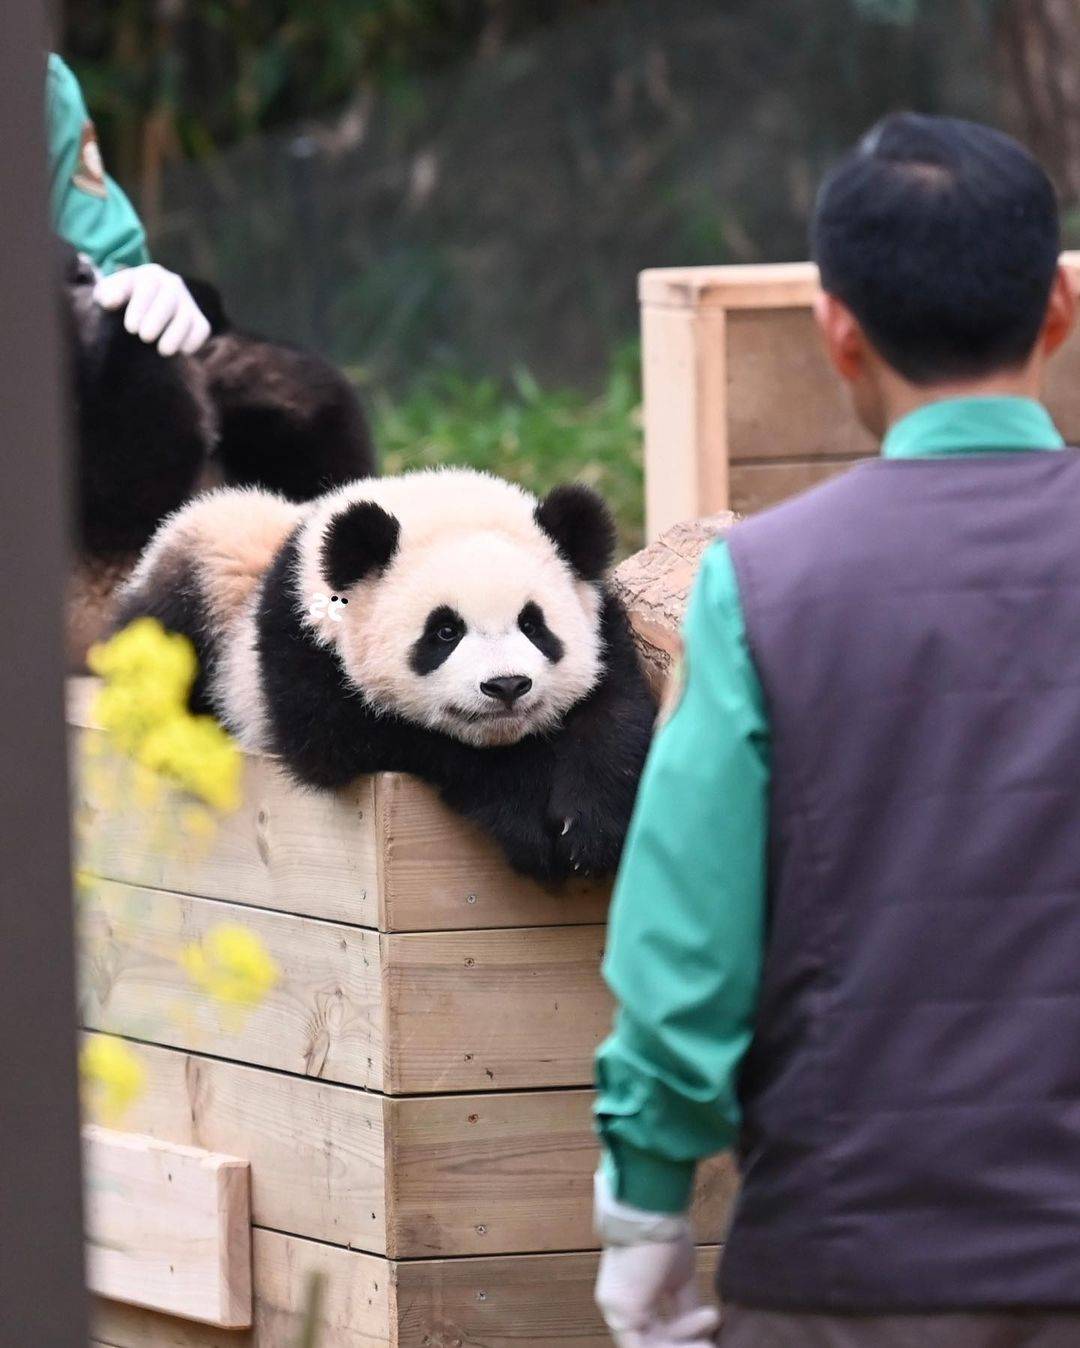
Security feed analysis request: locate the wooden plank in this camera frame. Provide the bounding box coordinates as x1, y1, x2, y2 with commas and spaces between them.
726, 307, 878, 463
641, 300, 729, 538
83, 1126, 251, 1328
387, 1088, 738, 1257
393, 1245, 721, 1348
639, 261, 819, 310
382, 925, 611, 1094
79, 881, 384, 1090
71, 708, 378, 929
82, 1034, 387, 1253
93, 1228, 391, 1347
95, 1236, 720, 1348
375, 773, 609, 932
730, 458, 858, 516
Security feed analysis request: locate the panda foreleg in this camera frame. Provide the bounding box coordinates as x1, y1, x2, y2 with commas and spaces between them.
543, 593, 657, 878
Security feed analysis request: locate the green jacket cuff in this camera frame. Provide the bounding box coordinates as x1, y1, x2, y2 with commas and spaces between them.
602, 1138, 696, 1214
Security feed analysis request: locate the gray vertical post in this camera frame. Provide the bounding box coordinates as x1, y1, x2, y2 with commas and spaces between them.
0, 8, 89, 1347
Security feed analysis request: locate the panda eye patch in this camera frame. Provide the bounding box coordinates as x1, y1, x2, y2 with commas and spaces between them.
519, 602, 564, 663
410, 605, 466, 675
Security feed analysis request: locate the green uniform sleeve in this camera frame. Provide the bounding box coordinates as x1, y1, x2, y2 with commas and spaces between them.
594, 540, 770, 1213
46, 54, 150, 274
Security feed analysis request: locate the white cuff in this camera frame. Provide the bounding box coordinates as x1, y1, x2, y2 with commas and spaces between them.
593, 1169, 691, 1247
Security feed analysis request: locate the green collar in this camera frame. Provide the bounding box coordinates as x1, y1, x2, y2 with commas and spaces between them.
881, 397, 1065, 460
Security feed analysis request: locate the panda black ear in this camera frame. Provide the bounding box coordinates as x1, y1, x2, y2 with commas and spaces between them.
321, 500, 400, 591
534, 484, 616, 582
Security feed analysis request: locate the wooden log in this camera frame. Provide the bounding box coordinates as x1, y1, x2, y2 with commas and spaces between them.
83, 1125, 251, 1328
611, 514, 735, 697
82, 1034, 387, 1252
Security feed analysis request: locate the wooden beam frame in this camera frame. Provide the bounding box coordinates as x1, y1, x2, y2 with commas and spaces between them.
640, 253, 1080, 539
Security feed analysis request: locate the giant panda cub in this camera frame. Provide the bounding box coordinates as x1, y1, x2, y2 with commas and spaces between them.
115, 469, 656, 882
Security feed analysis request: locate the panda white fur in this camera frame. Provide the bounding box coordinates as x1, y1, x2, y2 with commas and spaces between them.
114, 468, 656, 882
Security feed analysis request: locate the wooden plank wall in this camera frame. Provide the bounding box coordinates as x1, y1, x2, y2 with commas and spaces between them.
71, 686, 738, 1344
641, 254, 1080, 538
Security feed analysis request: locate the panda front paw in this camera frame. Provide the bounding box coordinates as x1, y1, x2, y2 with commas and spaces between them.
546, 783, 627, 881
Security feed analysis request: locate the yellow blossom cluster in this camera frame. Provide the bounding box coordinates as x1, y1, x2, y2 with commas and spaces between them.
181, 924, 280, 1008
87, 618, 242, 813
80, 1035, 146, 1126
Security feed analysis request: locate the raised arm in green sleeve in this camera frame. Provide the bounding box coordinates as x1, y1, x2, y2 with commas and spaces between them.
594, 539, 770, 1214
46, 54, 150, 274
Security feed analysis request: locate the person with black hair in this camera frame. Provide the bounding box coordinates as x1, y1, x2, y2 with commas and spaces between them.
593, 113, 1080, 1347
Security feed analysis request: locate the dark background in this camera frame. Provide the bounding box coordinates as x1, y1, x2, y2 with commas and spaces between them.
61, 0, 1080, 392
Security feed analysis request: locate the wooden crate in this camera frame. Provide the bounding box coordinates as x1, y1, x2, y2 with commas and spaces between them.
70, 679, 736, 1344
640, 253, 1080, 539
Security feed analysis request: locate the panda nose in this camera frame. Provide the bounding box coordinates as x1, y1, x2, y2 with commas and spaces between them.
480, 675, 533, 707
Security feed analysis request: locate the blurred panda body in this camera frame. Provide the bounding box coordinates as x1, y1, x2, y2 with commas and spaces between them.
63, 245, 375, 665
114, 468, 657, 883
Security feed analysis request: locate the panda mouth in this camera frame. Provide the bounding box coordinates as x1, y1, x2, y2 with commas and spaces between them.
446, 704, 530, 724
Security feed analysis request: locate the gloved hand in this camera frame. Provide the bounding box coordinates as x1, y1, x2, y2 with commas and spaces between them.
94, 263, 211, 357
594, 1170, 719, 1348
596, 1237, 719, 1347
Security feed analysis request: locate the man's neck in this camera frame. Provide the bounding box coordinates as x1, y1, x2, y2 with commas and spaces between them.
880, 366, 1043, 432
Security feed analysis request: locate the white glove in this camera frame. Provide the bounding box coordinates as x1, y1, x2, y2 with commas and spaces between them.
594, 1171, 719, 1348
596, 1239, 719, 1347
94, 263, 211, 356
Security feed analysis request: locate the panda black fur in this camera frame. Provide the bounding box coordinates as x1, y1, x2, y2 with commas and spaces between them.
115, 469, 656, 882
62, 243, 375, 665
184, 275, 376, 501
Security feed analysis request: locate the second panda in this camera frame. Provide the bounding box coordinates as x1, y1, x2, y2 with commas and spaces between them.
115, 468, 656, 883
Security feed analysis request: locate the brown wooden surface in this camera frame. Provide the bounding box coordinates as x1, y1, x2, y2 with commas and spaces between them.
387, 1089, 737, 1258
82, 1034, 387, 1252
393, 1245, 721, 1348
85, 1031, 737, 1260
95, 1235, 722, 1348
72, 731, 379, 932
640, 252, 1080, 532
79, 880, 384, 1090
725, 307, 877, 463
382, 925, 612, 1094
72, 679, 610, 934
639, 261, 819, 310
375, 772, 610, 931
93, 1229, 390, 1348
729, 458, 858, 516
84, 1126, 251, 1328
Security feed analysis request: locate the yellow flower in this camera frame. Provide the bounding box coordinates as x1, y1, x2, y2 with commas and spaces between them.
80, 1036, 145, 1125
138, 715, 242, 813
181, 924, 279, 1010
84, 618, 243, 815
88, 619, 198, 755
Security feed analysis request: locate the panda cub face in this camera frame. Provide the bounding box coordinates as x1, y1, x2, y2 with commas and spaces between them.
305, 474, 615, 748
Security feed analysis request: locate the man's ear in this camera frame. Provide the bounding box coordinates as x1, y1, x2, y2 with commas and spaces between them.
535, 483, 616, 582
321, 500, 400, 591
814, 291, 866, 384
1041, 264, 1078, 360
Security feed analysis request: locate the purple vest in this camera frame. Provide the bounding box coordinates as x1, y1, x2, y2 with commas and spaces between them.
723, 451, 1080, 1311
